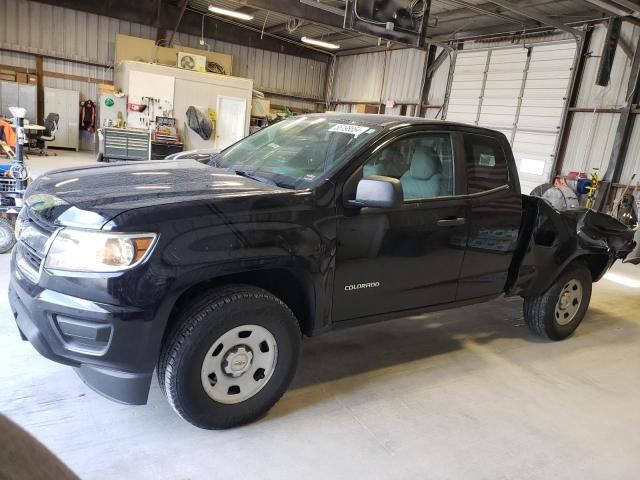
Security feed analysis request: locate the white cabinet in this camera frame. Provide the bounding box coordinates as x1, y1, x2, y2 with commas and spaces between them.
0, 82, 37, 123
44, 87, 80, 151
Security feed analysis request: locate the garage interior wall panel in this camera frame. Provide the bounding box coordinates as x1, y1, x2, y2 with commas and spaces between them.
382, 48, 427, 104
332, 48, 427, 104
560, 23, 640, 185
332, 52, 386, 103
425, 47, 451, 119
0, 0, 326, 142
561, 112, 620, 174
512, 42, 577, 194
620, 119, 640, 183
575, 23, 639, 109
445, 50, 488, 124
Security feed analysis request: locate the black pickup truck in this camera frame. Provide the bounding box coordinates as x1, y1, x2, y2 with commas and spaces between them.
8, 114, 635, 429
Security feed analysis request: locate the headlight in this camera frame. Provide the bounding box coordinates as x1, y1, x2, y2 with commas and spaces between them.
45, 229, 157, 273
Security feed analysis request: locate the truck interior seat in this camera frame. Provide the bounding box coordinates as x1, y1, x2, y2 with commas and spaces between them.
400, 150, 442, 200
363, 148, 406, 179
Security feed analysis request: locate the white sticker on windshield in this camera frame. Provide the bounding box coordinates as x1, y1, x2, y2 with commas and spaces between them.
328, 124, 370, 137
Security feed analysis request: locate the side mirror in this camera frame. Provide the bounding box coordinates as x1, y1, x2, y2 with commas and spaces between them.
349, 176, 403, 209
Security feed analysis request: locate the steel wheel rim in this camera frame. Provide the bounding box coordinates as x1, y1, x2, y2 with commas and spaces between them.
200, 324, 278, 404
555, 279, 583, 326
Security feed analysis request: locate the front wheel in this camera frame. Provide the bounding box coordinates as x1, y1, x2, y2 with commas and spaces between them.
523, 264, 592, 340
158, 285, 301, 429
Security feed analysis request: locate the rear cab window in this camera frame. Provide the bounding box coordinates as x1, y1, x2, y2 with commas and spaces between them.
462, 133, 508, 194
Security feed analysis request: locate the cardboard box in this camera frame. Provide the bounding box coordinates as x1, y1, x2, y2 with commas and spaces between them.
251, 98, 270, 118
98, 83, 116, 94
0, 74, 15, 82
354, 103, 367, 113
115, 34, 233, 76
16, 72, 27, 84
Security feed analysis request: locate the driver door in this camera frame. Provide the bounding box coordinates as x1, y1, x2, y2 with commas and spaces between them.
333, 130, 468, 321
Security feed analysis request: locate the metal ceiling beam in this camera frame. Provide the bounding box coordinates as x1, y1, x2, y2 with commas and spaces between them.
315, 31, 356, 42
435, 0, 528, 26
265, 20, 307, 34
585, 0, 634, 16
184, 9, 331, 60
431, 16, 596, 42
235, 6, 259, 14
612, 0, 640, 11
167, 0, 189, 46
486, 0, 585, 40
230, 0, 344, 28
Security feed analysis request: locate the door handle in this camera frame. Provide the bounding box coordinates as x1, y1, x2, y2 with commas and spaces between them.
437, 217, 466, 227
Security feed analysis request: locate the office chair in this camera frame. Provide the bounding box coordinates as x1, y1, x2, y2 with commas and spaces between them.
37, 113, 59, 156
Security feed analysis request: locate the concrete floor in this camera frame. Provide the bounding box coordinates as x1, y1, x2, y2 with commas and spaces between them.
1, 150, 639, 479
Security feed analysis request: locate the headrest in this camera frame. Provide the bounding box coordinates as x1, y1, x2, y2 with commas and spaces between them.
380, 148, 399, 162
410, 149, 440, 180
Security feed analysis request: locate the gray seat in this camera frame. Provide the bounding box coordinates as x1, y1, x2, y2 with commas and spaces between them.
363, 148, 407, 179
400, 149, 442, 200
36, 113, 59, 156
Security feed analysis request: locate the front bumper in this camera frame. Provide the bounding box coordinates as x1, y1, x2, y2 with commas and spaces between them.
9, 259, 156, 405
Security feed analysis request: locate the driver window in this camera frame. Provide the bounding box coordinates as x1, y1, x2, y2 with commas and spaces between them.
363, 133, 454, 201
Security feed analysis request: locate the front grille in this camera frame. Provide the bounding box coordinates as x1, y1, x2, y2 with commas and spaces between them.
19, 242, 43, 271
0, 177, 16, 193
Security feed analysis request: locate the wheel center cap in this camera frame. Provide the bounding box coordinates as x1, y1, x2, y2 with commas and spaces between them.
222, 346, 253, 377
559, 292, 571, 309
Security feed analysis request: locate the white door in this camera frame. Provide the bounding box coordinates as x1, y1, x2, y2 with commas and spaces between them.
216, 96, 247, 150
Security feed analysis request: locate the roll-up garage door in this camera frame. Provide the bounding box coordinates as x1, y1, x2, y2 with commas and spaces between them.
445, 42, 577, 194
477, 48, 528, 141
446, 50, 488, 124
512, 42, 577, 195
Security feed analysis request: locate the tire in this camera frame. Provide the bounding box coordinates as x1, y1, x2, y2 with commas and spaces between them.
158, 285, 301, 429
523, 263, 592, 341
0, 218, 16, 254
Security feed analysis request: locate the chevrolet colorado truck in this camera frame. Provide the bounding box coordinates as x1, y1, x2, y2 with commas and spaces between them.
8, 114, 635, 429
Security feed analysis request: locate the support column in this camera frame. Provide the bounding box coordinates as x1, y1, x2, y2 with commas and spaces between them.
35, 55, 44, 126
597, 32, 640, 212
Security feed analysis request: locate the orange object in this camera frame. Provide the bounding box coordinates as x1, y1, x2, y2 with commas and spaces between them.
0, 120, 16, 147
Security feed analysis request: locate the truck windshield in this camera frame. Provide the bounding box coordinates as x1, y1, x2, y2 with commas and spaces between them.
209, 116, 382, 189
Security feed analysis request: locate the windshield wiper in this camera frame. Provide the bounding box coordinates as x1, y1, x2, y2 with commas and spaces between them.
224, 167, 277, 186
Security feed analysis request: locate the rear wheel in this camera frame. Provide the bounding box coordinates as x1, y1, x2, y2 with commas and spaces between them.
523, 264, 592, 340
0, 218, 16, 253
158, 285, 301, 429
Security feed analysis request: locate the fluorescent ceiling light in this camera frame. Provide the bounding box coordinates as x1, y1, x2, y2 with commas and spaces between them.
301, 36, 340, 50
208, 5, 254, 20
603, 272, 640, 289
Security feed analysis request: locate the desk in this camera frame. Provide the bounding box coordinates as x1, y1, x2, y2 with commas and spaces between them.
23, 125, 46, 153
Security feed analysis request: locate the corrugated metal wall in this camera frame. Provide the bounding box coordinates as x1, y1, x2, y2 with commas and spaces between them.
425, 47, 451, 119
560, 22, 640, 185
0, 0, 327, 149
331, 48, 427, 104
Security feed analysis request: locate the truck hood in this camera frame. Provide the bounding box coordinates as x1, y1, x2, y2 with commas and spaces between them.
24, 159, 291, 228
